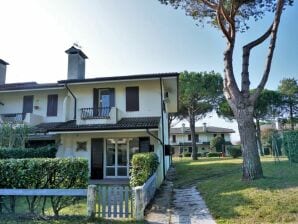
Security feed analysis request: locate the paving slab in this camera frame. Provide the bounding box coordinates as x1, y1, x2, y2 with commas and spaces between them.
145, 166, 216, 224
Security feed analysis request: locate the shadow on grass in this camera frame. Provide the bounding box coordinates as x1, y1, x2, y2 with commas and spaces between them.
0, 214, 144, 224
173, 157, 298, 222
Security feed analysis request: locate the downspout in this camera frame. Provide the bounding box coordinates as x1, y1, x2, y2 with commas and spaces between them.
146, 128, 163, 145
65, 83, 77, 120
160, 77, 166, 180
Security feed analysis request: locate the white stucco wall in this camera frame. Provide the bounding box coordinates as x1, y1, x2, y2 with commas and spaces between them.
67, 79, 162, 124
0, 88, 68, 124
57, 130, 165, 187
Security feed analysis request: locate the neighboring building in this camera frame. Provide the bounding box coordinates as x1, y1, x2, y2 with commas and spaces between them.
0, 46, 179, 186
170, 123, 235, 156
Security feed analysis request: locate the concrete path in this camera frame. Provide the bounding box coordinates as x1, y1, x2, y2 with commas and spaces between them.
145, 167, 216, 224
170, 187, 216, 224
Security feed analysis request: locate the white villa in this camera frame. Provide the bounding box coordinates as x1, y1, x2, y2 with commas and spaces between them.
170, 123, 235, 156
0, 46, 179, 186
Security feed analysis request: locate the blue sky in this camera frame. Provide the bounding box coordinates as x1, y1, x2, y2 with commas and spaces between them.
0, 0, 297, 90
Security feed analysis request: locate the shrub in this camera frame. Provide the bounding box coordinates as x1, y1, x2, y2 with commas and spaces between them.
183, 152, 191, 157
227, 145, 242, 158
210, 136, 225, 152
0, 158, 88, 216
130, 152, 159, 187
207, 152, 222, 157
283, 131, 298, 163
0, 146, 57, 159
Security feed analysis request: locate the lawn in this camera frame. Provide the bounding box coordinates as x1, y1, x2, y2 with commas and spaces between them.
0, 197, 142, 224
173, 156, 298, 224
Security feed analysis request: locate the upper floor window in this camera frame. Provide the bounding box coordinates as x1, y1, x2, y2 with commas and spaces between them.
188, 134, 191, 141
172, 135, 176, 143
126, 87, 139, 112
221, 133, 225, 139
213, 134, 217, 137
47, 94, 58, 116
195, 134, 199, 142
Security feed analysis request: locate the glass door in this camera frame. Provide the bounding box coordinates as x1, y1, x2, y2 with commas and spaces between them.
105, 138, 129, 178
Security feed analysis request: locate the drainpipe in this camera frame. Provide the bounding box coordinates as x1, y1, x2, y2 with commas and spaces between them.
146, 128, 163, 145
65, 83, 77, 120
160, 77, 166, 180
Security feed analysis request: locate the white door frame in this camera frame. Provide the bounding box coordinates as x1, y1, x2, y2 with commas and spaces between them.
104, 138, 130, 179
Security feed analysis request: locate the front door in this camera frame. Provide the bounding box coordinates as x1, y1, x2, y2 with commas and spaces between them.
22, 95, 34, 119
91, 138, 104, 179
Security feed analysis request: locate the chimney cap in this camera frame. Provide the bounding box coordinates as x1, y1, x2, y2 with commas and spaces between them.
0, 59, 9, 65
65, 46, 88, 59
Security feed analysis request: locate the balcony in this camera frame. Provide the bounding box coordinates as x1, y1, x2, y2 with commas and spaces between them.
0, 113, 43, 126
80, 107, 112, 120
79, 107, 118, 125
0, 113, 25, 123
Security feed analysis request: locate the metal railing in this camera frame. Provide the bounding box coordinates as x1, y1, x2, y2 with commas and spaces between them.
0, 113, 25, 123
80, 107, 111, 120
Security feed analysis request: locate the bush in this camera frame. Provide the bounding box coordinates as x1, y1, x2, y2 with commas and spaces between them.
210, 136, 225, 152
207, 152, 222, 157
227, 145, 242, 158
0, 158, 88, 216
283, 131, 298, 163
130, 152, 159, 187
183, 152, 191, 157
0, 146, 57, 159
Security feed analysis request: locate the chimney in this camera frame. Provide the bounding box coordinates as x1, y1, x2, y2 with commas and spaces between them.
181, 123, 186, 133
65, 46, 88, 80
203, 122, 207, 132
0, 59, 9, 85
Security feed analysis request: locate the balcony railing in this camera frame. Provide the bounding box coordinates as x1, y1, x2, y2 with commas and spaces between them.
0, 113, 25, 123
80, 107, 111, 120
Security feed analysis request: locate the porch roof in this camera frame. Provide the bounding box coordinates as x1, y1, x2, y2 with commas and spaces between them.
32, 117, 160, 133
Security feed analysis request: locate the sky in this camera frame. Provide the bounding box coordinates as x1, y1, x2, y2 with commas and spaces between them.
0, 0, 297, 141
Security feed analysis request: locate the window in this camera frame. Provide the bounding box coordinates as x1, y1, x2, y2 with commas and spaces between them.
221, 134, 225, 139
47, 94, 58, 116
172, 135, 176, 143
188, 147, 192, 153
195, 134, 199, 142
126, 87, 139, 111
188, 135, 191, 141
213, 134, 217, 137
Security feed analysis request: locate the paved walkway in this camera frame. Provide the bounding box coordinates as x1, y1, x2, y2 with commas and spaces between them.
145, 167, 216, 224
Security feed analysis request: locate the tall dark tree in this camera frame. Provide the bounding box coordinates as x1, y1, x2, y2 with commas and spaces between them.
218, 89, 283, 155
278, 78, 298, 130
179, 71, 223, 160
159, 0, 292, 180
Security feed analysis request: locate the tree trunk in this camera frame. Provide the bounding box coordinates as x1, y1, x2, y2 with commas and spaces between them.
189, 110, 197, 160
290, 103, 294, 130
255, 119, 264, 156
236, 110, 264, 180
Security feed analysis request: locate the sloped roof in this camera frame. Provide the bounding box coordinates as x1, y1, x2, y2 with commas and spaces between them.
171, 126, 235, 134
0, 82, 63, 91
32, 117, 160, 133
0, 73, 178, 91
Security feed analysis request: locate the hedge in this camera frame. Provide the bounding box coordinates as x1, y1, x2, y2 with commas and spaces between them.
130, 152, 159, 187
227, 145, 242, 158
207, 152, 222, 157
0, 158, 88, 216
0, 146, 57, 159
283, 131, 298, 163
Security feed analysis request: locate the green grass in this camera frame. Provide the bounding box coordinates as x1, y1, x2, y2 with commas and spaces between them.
173, 156, 298, 224
0, 197, 142, 224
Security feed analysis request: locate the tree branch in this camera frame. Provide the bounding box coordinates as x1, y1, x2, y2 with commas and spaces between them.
250, 0, 285, 103
241, 24, 273, 97
216, 4, 232, 43
200, 0, 217, 10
